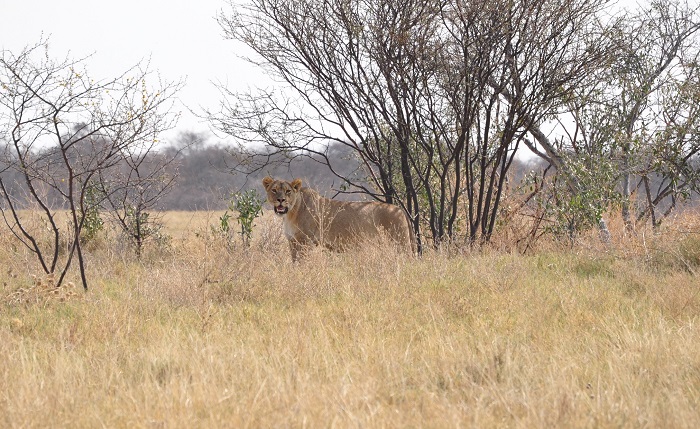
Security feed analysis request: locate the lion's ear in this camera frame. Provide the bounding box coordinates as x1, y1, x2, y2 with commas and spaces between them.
262, 176, 274, 190
291, 178, 303, 191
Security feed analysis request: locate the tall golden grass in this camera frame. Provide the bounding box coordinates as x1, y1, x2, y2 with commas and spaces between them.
1, 210, 699, 428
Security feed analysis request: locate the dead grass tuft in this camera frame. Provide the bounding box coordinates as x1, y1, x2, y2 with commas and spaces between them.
4, 273, 82, 307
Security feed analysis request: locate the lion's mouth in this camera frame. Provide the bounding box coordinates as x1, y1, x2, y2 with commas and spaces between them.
274, 205, 288, 215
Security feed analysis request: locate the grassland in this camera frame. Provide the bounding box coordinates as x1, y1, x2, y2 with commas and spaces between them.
1, 210, 699, 428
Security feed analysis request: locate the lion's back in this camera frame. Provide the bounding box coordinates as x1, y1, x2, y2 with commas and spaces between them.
324, 199, 413, 250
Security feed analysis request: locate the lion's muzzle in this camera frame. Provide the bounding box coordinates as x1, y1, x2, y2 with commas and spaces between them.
274, 205, 289, 215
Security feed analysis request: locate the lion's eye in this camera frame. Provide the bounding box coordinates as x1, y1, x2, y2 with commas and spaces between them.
285, 190, 291, 195
271, 188, 277, 193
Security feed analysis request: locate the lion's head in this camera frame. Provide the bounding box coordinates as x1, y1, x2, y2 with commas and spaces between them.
262, 177, 303, 216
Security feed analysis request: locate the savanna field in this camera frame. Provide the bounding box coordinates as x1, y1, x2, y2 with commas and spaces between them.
1, 210, 699, 428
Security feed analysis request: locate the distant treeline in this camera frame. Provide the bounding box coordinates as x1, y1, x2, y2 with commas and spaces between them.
2, 130, 693, 213
157, 132, 373, 210
157, 131, 547, 211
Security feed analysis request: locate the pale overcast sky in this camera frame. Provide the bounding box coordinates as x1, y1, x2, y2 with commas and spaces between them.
1, 0, 645, 145
0, 0, 258, 140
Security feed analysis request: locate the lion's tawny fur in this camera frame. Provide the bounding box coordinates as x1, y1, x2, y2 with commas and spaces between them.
262, 177, 414, 260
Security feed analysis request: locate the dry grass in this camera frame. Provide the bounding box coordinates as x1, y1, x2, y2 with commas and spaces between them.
1, 210, 699, 428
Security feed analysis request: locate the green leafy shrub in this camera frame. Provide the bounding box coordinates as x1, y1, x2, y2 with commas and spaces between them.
213, 190, 264, 247
81, 182, 104, 245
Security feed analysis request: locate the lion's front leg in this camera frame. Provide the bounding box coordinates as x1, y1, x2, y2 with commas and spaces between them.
288, 238, 305, 262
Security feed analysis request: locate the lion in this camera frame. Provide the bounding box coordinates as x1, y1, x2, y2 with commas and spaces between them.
262, 177, 415, 260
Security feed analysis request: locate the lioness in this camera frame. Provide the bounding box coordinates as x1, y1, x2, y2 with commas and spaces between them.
262, 177, 414, 260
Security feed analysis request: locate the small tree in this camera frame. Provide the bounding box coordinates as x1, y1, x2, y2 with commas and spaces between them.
543, 154, 621, 244
122, 206, 168, 257
524, 0, 700, 236
0, 39, 180, 289
96, 138, 184, 258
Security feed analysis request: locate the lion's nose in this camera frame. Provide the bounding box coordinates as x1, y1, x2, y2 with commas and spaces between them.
277, 198, 285, 203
